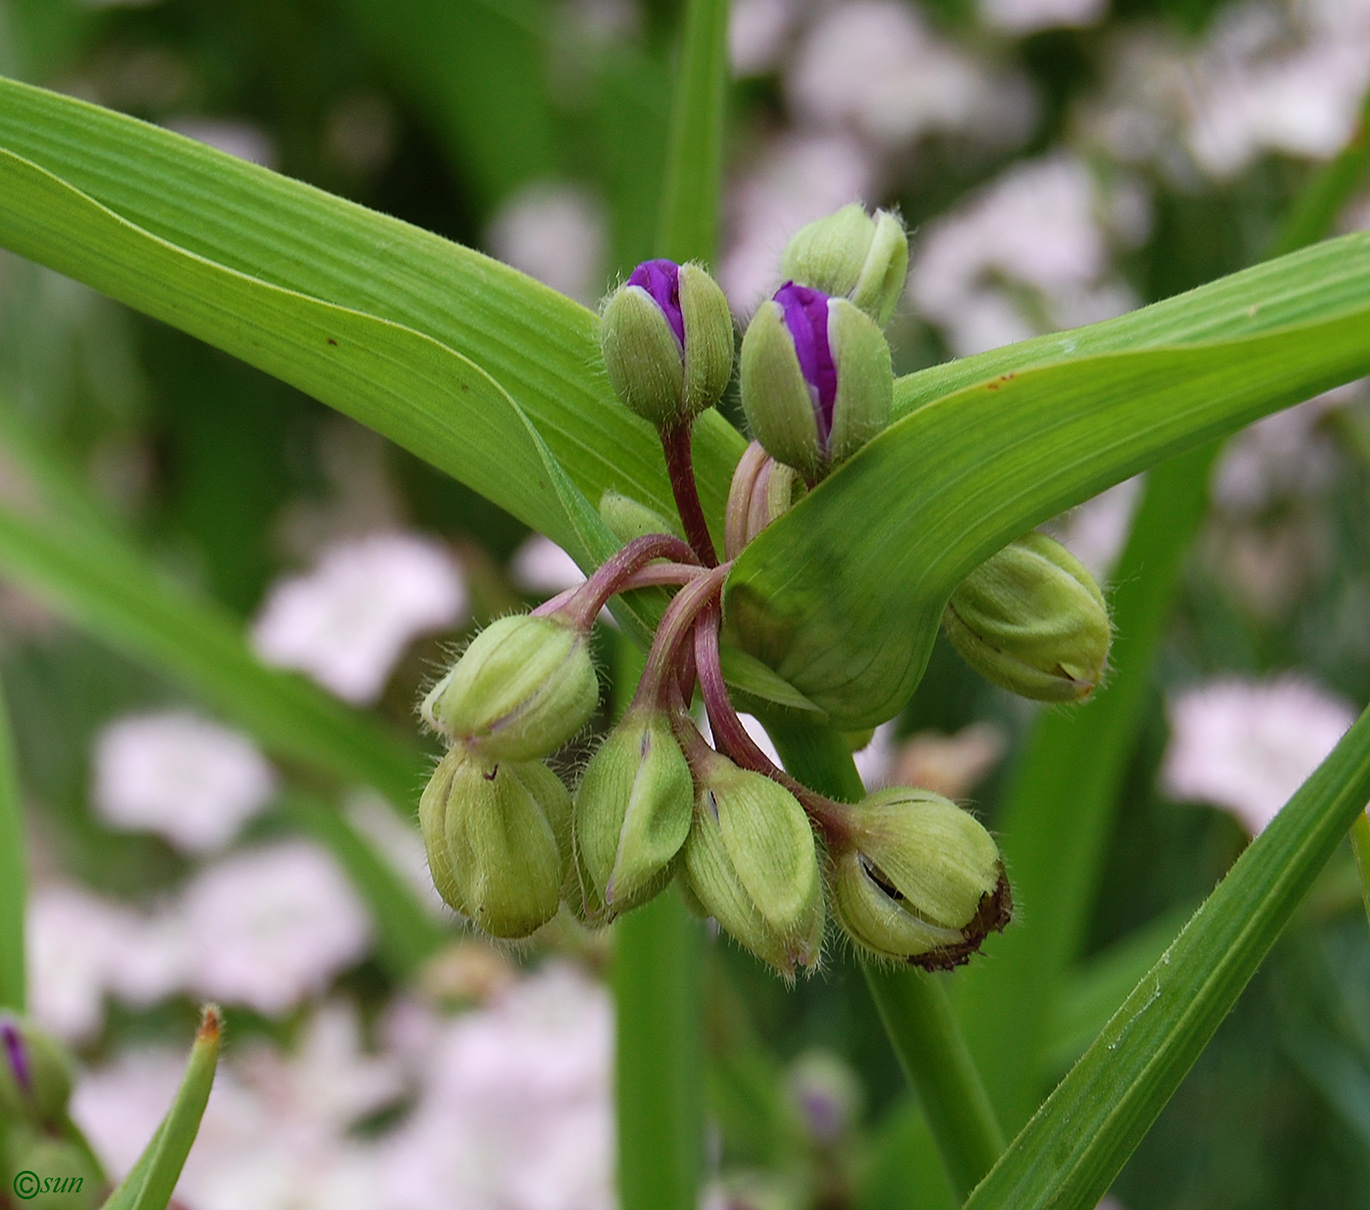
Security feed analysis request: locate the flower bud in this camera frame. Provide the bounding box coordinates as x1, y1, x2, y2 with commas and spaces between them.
601, 259, 734, 428
942, 531, 1111, 702
724, 441, 803, 560
830, 788, 1010, 968
781, 204, 909, 327
422, 614, 598, 760
573, 708, 694, 919
598, 490, 681, 545
682, 755, 824, 977
0, 1016, 73, 1128
740, 283, 892, 483
419, 747, 571, 938
2, 1128, 102, 1209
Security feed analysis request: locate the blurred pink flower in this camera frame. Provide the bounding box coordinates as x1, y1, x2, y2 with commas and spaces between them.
1161, 677, 1357, 835
92, 710, 276, 853
178, 842, 372, 1014
252, 532, 466, 704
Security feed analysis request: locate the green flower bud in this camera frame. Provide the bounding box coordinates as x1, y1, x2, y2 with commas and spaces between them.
573, 708, 694, 919
419, 747, 571, 938
682, 755, 824, 977
781, 204, 909, 327
740, 283, 892, 483
942, 531, 1111, 702
2, 1128, 102, 1209
0, 1016, 73, 1128
600, 259, 734, 428
422, 614, 598, 760
830, 788, 1010, 968
598, 490, 681, 544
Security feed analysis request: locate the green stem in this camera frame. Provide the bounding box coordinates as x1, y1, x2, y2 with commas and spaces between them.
764, 718, 1005, 1198
1350, 811, 1370, 931
613, 889, 705, 1210
864, 965, 1006, 1201
612, 631, 704, 1210
0, 671, 24, 1012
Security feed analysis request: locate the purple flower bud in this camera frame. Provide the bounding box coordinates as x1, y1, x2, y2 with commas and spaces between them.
773, 282, 838, 449
627, 259, 685, 348
2, 1019, 30, 1093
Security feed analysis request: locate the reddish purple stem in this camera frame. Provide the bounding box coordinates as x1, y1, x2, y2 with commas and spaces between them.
662, 424, 718, 567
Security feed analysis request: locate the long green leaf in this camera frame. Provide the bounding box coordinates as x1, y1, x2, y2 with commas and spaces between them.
954, 444, 1216, 1130
728, 238, 1370, 726
100, 1006, 220, 1210
0, 76, 746, 539
656, 0, 730, 264
0, 497, 423, 807
964, 701, 1370, 1210
0, 669, 24, 1011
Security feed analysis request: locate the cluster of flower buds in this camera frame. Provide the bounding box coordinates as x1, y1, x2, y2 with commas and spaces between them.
416, 209, 1022, 975
1, 1014, 102, 1208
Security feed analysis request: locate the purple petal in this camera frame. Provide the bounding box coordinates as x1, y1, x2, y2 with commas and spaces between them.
2, 1020, 31, 1094
774, 282, 837, 450
627, 259, 685, 348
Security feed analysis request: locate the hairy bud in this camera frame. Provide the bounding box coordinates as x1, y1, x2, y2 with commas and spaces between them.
573, 708, 694, 919
601, 259, 734, 428
598, 490, 681, 545
422, 614, 598, 760
419, 747, 572, 938
682, 754, 824, 977
830, 788, 1010, 968
781, 203, 909, 326
740, 283, 891, 483
943, 532, 1111, 702
0, 1016, 73, 1128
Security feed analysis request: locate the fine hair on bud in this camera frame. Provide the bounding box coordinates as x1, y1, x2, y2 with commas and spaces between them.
681, 752, 826, 979
830, 788, 1010, 968
419, 746, 572, 939
421, 613, 600, 761
780, 203, 909, 327
942, 531, 1112, 703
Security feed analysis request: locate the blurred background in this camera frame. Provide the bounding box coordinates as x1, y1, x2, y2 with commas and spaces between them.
3, 0, 1370, 1206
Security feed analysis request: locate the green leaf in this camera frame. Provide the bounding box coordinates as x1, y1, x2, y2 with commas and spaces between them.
0, 669, 24, 1012
727, 235, 1370, 726
964, 701, 1370, 1210
100, 1006, 221, 1210
0, 76, 746, 542
953, 444, 1217, 1130
0, 493, 423, 807
656, 0, 730, 264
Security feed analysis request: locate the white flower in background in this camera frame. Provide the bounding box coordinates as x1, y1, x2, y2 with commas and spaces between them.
163, 118, 277, 168
1161, 677, 1357, 835
720, 134, 877, 312
487, 182, 607, 307
888, 722, 1008, 801
698, 710, 784, 768
345, 788, 448, 915
92, 710, 276, 853
730, 0, 804, 76
1087, 0, 1370, 182
26, 885, 143, 1041
379, 962, 614, 1210
910, 155, 1139, 355
979, 0, 1106, 36
788, 1, 1031, 149
510, 533, 586, 596
178, 841, 372, 1014
852, 721, 900, 791
73, 1002, 401, 1210
1045, 475, 1145, 583
252, 532, 466, 704
1211, 387, 1354, 515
